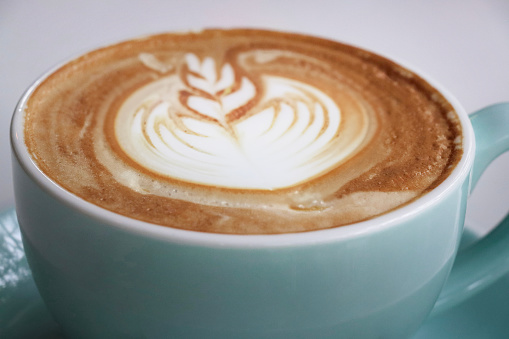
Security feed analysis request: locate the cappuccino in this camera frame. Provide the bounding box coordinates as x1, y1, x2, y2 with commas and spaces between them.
24, 29, 462, 234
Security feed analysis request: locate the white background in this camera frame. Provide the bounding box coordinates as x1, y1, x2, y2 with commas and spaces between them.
1, 0, 508, 234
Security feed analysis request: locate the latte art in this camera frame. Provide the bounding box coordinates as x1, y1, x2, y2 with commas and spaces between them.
114, 53, 369, 190
24, 29, 463, 234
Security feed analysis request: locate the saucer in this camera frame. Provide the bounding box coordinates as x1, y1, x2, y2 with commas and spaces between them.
1, 208, 508, 339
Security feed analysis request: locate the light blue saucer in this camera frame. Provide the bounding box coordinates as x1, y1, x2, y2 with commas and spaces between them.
1, 208, 508, 338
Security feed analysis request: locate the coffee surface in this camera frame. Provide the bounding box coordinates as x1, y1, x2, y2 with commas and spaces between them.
24, 29, 463, 234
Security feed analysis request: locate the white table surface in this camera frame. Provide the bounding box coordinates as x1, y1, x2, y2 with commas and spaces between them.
1, 0, 508, 234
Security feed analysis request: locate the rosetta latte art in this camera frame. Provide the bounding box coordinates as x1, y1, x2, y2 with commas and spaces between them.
114, 53, 369, 190
24, 30, 463, 233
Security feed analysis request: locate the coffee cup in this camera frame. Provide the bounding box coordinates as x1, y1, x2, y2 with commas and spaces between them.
10, 29, 509, 338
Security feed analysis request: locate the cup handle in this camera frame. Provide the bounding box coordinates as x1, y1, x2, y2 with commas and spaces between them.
430, 102, 509, 316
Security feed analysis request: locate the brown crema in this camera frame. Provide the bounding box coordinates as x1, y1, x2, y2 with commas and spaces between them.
24, 29, 463, 234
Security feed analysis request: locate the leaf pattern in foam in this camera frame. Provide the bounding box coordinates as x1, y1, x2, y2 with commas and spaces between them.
184, 54, 255, 123
113, 52, 372, 190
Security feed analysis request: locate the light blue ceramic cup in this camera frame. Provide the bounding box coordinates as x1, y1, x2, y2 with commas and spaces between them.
10, 45, 509, 338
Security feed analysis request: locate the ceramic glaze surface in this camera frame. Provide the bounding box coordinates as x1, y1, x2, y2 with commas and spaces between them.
10, 27, 509, 338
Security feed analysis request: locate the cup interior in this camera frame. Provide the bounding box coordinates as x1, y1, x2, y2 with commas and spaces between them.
10, 37, 476, 248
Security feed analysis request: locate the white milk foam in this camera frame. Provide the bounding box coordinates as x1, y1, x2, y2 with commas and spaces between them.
24, 30, 463, 233
114, 53, 370, 190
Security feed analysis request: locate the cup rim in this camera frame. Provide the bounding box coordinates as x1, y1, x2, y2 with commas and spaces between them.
10, 30, 476, 248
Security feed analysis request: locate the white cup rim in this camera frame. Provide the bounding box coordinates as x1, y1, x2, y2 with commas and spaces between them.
10, 31, 475, 249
